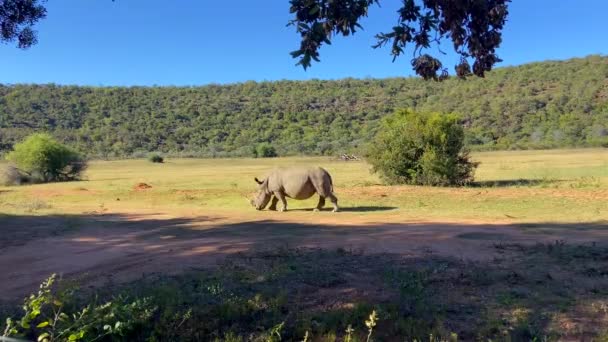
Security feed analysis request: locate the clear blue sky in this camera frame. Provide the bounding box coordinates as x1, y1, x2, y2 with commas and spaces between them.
0, 1, 606, 86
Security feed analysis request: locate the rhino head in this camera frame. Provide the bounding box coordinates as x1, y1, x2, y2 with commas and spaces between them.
251, 177, 271, 210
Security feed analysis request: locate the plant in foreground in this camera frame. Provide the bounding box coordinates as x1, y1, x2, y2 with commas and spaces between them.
2, 274, 155, 342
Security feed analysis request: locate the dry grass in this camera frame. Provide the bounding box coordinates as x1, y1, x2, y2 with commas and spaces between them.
2, 149, 608, 340
0, 148, 607, 223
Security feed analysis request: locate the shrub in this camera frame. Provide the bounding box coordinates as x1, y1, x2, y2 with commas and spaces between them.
6, 133, 87, 183
253, 143, 278, 158
3, 274, 155, 342
147, 153, 164, 163
366, 109, 478, 186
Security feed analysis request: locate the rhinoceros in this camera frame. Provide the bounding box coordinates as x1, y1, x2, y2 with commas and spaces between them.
250, 166, 339, 212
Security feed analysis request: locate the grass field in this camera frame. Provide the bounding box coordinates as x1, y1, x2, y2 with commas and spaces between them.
2, 148, 608, 341
1, 148, 607, 222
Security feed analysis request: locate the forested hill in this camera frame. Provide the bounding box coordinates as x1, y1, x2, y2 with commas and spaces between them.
1, 55, 607, 158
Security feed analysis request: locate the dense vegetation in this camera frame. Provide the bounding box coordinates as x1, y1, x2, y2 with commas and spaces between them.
0, 55, 607, 158
147, 153, 164, 163
367, 109, 476, 186
5, 133, 86, 183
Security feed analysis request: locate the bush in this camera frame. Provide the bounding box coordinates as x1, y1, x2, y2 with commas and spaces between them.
366, 109, 478, 186
5, 133, 87, 183
3, 274, 155, 342
147, 153, 164, 163
253, 143, 278, 158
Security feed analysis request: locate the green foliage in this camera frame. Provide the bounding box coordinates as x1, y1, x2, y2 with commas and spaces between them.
289, 0, 509, 79
147, 153, 164, 163
367, 109, 477, 186
1, 273, 381, 342
254, 143, 278, 158
6, 133, 86, 183
0, 56, 607, 158
2, 274, 155, 342
0, 0, 47, 49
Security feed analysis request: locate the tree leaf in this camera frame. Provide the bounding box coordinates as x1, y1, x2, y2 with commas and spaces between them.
68, 334, 79, 341
37, 332, 50, 341
36, 321, 49, 328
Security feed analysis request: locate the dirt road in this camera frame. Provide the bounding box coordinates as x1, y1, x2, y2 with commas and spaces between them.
1, 210, 607, 301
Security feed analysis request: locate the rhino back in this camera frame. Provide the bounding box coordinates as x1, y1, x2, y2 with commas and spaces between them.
268, 167, 327, 199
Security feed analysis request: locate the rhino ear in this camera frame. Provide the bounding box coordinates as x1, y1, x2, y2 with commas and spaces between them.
254, 177, 263, 185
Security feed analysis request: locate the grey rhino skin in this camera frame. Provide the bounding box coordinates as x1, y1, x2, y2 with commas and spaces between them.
251, 166, 339, 212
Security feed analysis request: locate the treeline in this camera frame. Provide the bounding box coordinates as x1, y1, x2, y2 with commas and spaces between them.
0, 55, 607, 158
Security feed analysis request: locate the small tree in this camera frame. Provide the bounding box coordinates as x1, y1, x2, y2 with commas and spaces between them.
366, 109, 477, 186
147, 153, 164, 163
253, 143, 278, 158
6, 133, 87, 183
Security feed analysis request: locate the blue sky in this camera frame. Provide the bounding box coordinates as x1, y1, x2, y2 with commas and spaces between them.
0, 1, 606, 86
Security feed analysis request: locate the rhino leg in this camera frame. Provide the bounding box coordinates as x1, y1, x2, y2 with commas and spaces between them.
268, 196, 279, 211
327, 193, 339, 212
314, 196, 326, 212
311, 174, 339, 213
275, 191, 288, 212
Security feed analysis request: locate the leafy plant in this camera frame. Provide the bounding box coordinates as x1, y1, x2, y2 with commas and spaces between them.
147, 153, 164, 163
6, 133, 87, 183
2, 274, 156, 342
254, 143, 278, 158
366, 109, 478, 186
365, 310, 378, 342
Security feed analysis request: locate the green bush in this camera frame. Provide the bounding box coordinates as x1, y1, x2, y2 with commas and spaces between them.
366, 109, 477, 186
3, 274, 155, 342
253, 143, 278, 158
147, 153, 164, 163
6, 133, 87, 183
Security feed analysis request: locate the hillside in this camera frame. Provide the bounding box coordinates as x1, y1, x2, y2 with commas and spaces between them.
1, 55, 607, 158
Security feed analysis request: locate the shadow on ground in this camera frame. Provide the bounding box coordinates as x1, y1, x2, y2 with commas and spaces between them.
340, 205, 398, 212
290, 205, 398, 212
2, 212, 608, 340
470, 178, 562, 188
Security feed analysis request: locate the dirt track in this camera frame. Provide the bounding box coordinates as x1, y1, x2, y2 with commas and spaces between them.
2, 211, 608, 301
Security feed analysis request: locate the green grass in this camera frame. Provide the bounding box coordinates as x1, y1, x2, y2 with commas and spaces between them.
6, 242, 608, 341
2, 148, 608, 341
1, 148, 607, 222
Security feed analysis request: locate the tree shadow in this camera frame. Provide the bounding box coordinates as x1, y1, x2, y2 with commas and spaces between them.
470, 178, 562, 188
340, 205, 398, 212
290, 206, 398, 212
2, 213, 608, 339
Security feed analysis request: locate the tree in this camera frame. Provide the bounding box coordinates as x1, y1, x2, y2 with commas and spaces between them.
147, 153, 164, 163
366, 109, 477, 186
3, 1, 509, 80
289, 0, 510, 79
1, 56, 607, 158
6, 133, 87, 182
0, 0, 47, 49
253, 142, 278, 158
